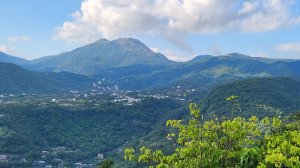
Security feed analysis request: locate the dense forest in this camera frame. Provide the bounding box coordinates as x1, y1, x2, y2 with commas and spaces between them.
201, 77, 300, 118
1, 3, 300, 167
0, 99, 183, 167
1, 77, 300, 167
125, 100, 300, 168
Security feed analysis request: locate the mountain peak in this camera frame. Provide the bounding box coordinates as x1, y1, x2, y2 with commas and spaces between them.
113, 37, 150, 51
31, 37, 172, 75
190, 55, 214, 63
225, 53, 251, 59
114, 37, 141, 43
92, 37, 150, 51
94, 38, 110, 43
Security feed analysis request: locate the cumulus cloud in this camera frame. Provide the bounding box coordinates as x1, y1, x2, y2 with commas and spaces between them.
238, 0, 299, 32
8, 36, 31, 43
54, 0, 300, 52
275, 42, 300, 52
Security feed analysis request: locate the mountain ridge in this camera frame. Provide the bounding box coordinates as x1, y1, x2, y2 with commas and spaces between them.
0, 51, 29, 65
1, 39, 299, 68
29, 38, 175, 75
0, 62, 94, 93
1, 38, 300, 91
114, 54, 300, 90
201, 77, 300, 118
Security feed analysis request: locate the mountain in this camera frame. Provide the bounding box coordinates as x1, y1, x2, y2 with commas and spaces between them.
16, 38, 300, 91
114, 77, 300, 167
116, 53, 300, 90
0, 62, 94, 93
0, 51, 29, 65
30, 38, 175, 75
189, 55, 214, 64
201, 77, 300, 118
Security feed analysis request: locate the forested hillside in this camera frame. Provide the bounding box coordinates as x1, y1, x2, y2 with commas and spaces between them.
0, 62, 94, 93
0, 99, 182, 167
125, 103, 300, 168
201, 77, 300, 118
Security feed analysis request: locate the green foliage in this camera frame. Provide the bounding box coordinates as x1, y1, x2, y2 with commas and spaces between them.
125, 99, 300, 168
226, 95, 238, 103
189, 103, 200, 118
0, 98, 181, 166
202, 77, 300, 118
97, 159, 114, 168
226, 95, 241, 118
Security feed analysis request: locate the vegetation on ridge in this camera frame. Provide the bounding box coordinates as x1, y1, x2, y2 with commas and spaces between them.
125, 96, 300, 168
201, 77, 300, 118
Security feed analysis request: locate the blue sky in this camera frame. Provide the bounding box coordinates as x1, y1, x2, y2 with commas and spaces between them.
1, 0, 300, 61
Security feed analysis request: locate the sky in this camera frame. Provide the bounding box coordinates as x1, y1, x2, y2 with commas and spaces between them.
1, 0, 300, 61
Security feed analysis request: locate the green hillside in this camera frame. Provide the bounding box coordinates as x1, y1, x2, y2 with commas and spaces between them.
0, 99, 182, 167
117, 54, 300, 90
113, 77, 300, 167
1, 77, 300, 167
3, 39, 300, 91
201, 77, 300, 118
30, 38, 175, 75
0, 62, 94, 93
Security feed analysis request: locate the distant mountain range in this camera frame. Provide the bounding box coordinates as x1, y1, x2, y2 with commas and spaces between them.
0, 62, 93, 93
1, 38, 300, 168
114, 53, 300, 90
0, 38, 300, 92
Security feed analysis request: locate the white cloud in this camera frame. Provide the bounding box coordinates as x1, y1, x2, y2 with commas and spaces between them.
239, 0, 298, 32
275, 42, 300, 52
162, 49, 193, 62
238, 2, 258, 15
151, 47, 195, 62
0, 45, 9, 53
8, 36, 31, 43
54, 0, 300, 52
150, 47, 160, 53
0, 45, 16, 55
0, 36, 31, 55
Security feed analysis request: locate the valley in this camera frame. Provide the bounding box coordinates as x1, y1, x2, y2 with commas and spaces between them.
1, 76, 300, 167
2, 1, 300, 167
0, 91, 185, 167
0, 38, 299, 168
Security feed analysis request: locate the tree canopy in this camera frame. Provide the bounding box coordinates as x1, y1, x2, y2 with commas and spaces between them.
125, 97, 300, 168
